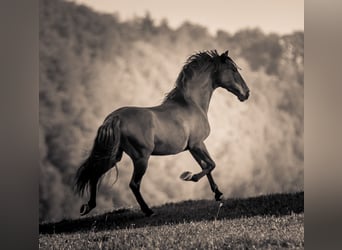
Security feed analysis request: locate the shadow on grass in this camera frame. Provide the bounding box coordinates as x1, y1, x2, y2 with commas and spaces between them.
39, 191, 303, 234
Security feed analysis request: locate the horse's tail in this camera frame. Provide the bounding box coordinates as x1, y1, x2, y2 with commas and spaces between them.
74, 116, 121, 196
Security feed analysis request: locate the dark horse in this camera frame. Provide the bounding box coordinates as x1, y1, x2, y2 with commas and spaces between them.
75, 50, 250, 216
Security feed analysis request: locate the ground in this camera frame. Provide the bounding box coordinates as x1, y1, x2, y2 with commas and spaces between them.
39, 192, 304, 249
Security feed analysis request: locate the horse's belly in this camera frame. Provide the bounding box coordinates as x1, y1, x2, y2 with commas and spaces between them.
152, 134, 188, 155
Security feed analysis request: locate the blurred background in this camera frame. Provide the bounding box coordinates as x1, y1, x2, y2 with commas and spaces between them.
39, 0, 304, 222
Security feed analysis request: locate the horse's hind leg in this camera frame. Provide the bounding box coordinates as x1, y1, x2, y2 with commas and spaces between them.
80, 166, 112, 216
181, 142, 223, 201
130, 156, 154, 216
80, 150, 123, 216
80, 177, 99, 216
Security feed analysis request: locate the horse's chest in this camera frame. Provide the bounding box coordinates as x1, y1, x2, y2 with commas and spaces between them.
188, 118, 210, 145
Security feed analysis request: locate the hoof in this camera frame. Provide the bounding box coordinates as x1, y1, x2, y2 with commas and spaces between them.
180, 171, 193, 181
80, 204, 89, 216
80, 203, 95, 216
144, 209, 154, 217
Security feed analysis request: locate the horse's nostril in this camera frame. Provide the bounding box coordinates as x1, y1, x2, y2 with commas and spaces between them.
246, 90, 250, 98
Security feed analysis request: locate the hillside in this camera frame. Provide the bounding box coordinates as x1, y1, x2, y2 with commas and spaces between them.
39, 192, 304, 249
40, 0, 304, 222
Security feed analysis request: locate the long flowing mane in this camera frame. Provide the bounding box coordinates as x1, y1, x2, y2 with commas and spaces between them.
163, 50, 220, 103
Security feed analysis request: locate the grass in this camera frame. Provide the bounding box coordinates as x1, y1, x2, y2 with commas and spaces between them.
39, 192, 304, 249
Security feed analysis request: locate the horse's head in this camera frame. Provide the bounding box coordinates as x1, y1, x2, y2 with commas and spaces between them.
214, 50, 250, 102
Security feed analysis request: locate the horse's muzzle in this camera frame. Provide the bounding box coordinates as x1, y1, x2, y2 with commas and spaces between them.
238, 90, 249, 102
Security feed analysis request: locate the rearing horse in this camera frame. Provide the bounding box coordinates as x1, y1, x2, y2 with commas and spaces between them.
75, 50, 250, 216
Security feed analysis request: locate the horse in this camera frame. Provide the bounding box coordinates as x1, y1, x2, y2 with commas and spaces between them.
74, 50, 250, 216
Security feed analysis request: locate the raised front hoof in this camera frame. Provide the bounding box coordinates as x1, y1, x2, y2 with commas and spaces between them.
143, 209, 155, 217
80, 203, 95, 216
215, 192, 224, 201
180, 171, 193, 181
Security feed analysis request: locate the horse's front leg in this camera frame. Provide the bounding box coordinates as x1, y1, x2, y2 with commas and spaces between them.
180, 142, 223, 201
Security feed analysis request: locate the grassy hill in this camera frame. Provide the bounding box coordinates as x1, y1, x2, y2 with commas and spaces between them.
39, 192, 304, 249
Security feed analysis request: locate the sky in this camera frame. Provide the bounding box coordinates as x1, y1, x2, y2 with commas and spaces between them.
70, 0, 304, 35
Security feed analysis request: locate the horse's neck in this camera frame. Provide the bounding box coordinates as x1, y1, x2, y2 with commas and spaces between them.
185, 75, 214, 113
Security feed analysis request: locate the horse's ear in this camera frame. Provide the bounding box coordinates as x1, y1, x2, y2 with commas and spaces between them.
221, 50, 229, 57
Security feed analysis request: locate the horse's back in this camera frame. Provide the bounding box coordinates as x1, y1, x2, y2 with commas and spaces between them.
113, 106, 154, 130
106, 107, 154, 155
